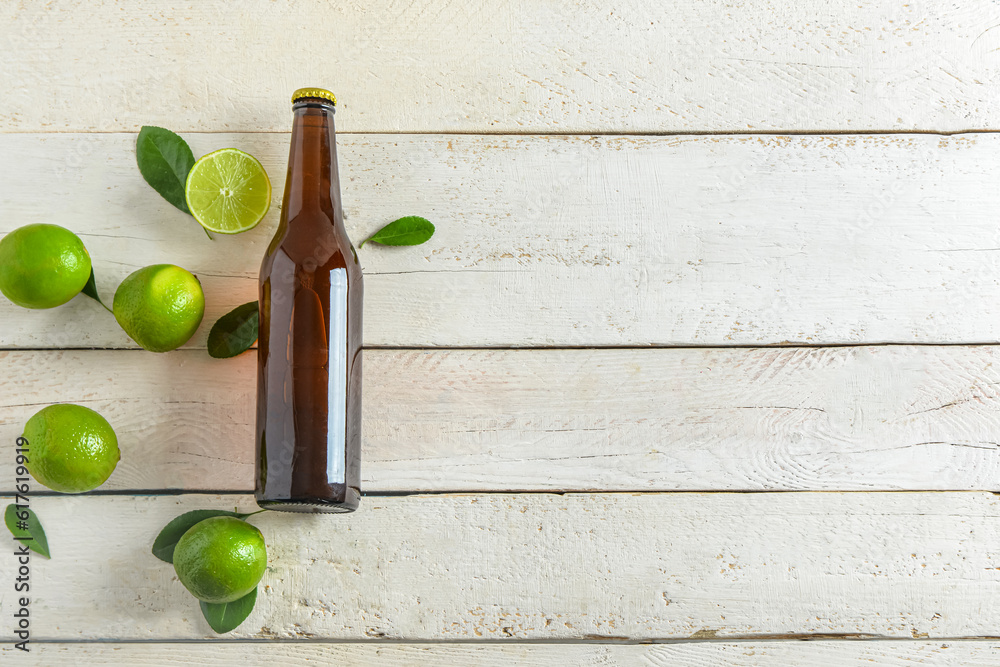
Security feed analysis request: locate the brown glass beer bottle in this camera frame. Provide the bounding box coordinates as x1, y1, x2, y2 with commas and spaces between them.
256, 88, 363, 513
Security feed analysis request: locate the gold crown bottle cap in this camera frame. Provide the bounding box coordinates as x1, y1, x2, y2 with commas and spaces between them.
291, 88, 337, 106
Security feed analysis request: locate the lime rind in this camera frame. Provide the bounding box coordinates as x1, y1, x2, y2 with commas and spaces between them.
113, 264, 205, 353
184, 148, 271, 234
0, 224, 93, 309
173, 516, 267, 604
23, 403, 120, 494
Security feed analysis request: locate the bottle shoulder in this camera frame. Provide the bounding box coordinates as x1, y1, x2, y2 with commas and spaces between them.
261, 222, 362, 276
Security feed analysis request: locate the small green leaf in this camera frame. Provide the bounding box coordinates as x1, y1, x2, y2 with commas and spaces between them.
151, 509, 241, 563
200, 586, 257, 633
359, 216, 435, 248
136, 126, 196, 214
4, 504, 51, 559
207, 301, 259, 359
80, 267, 111, 312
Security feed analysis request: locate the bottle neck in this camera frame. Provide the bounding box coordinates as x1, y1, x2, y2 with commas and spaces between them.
282, 102, 343, 228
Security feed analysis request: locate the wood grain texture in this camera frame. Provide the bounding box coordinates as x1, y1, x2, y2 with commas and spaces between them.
7, 641, 1000, 666
3, 133, 1000, 347
5, 346, 1000, 494
3, 493, 1000, 640
2, 1, 999, 133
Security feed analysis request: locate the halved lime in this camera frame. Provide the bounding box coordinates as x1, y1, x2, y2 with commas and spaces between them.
184, 148, 271, 234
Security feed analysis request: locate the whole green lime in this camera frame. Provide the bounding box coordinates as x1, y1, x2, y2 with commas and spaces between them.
173, 516, 267, 604
0, 224, 92, 309
23, 404, 120, 494
113, 264, 205, 353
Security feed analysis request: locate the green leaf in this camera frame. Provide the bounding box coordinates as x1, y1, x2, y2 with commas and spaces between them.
207, 301, 259, 359
151, 509, 242, 563
200, 586, 257, 633
4, 504, 51, 559
80, 267, 111, 312
359, 215, 435, 248
136, 126, 196, 214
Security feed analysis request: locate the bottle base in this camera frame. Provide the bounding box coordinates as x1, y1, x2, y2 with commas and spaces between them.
256, 496, 358, 514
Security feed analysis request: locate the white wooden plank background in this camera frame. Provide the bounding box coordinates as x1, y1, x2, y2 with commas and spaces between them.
3, 493, 1000, 641
6, 641, 1000, 667
3, 1, 999, 133
3, 132, 1000, 348
4, 345, 1000, 494
4, 0, 1000, 662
